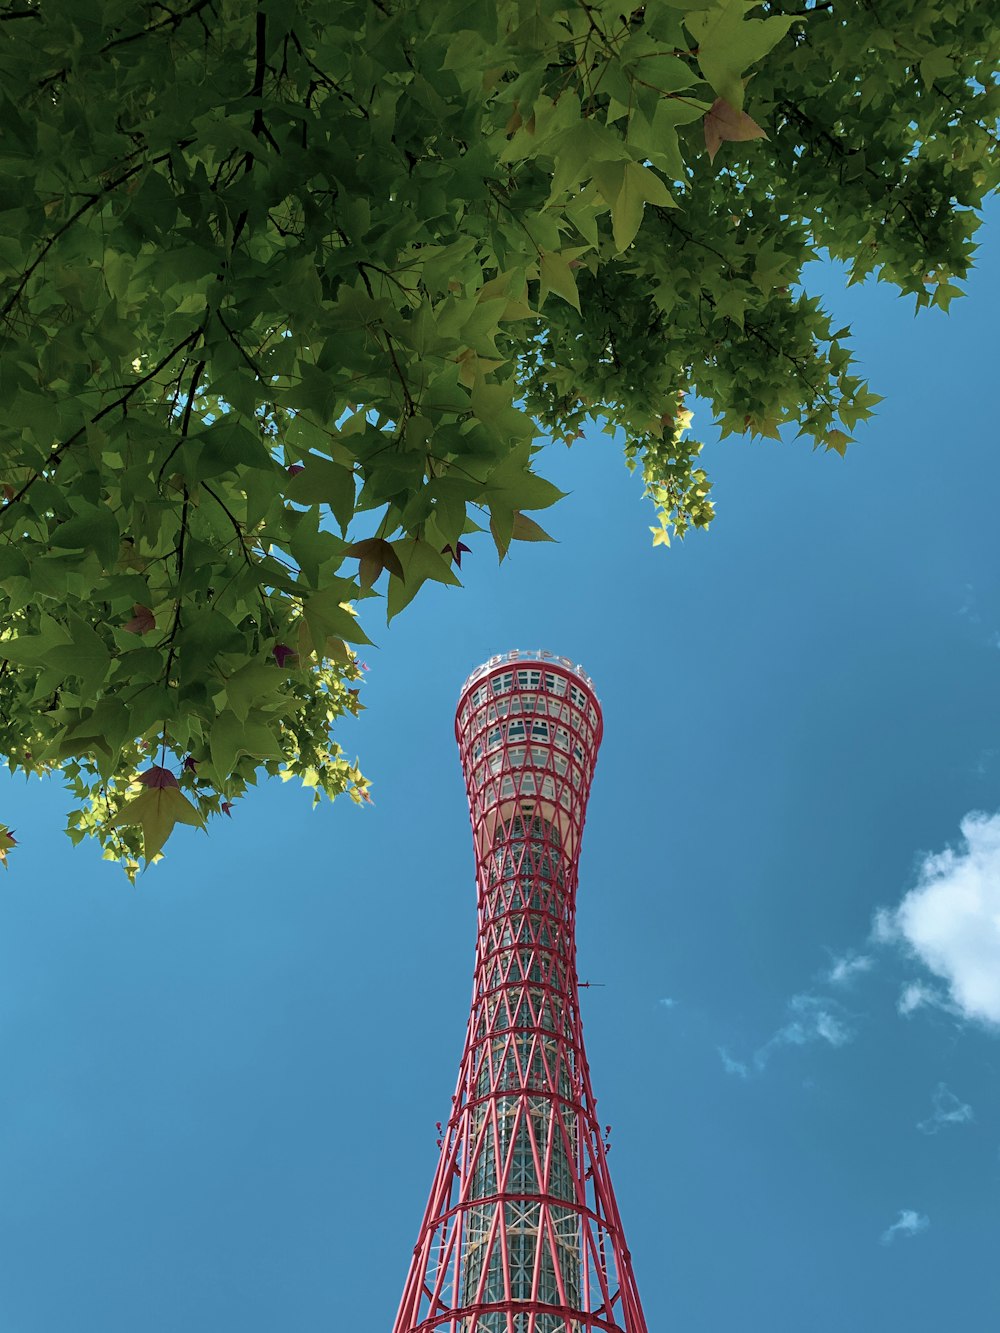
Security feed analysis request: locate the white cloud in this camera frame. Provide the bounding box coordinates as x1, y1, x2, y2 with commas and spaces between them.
917, 1082, 973, 1135
658, 997, 677, 1009
897, 980, 953, 1018
870, 908, 898, 945
753, 993, 854, 1070
879, 811, 1000, 1029
827, 951, 874, 986
880, 1210, 930, 1245
718, 1047, 748, 1079
717, 993, 855, 1079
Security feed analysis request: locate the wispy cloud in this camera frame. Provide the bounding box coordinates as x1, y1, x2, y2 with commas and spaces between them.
876, 811, 1000, 1029
958, 582, 979, 624
917, 1083, 973, 1135
826, 951, 874, 987
753, 993, 854, 1071
717, 993, 855, 1078
658, 997, 677, 1009
718, 1047, 748, 1079
897, 980, 954, 1018
880, 1210, 929, 1245
870, 908, 897, 945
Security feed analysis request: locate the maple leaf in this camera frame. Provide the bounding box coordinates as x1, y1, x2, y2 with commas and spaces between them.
0, 827, 17, 868
183, 756, 198, 772
272, 643, 296, 667
286, 463, 305, 476
511, 512, 554, 543
704, 98, 768, 163
220, 801, 233, 817
110, 784, 205, 861
345, 537, 405, 591
442, 541, 472, 568
138, 765, 179, 789
124, 603, 155, 634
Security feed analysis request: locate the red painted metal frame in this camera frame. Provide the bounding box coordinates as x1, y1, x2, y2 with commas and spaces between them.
392, 652, 648, 1333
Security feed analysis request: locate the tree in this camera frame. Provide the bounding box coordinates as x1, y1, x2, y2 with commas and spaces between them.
0, 0, 996, 875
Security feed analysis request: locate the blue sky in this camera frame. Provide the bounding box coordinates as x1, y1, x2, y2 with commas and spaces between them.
2, 204, 1000, 1332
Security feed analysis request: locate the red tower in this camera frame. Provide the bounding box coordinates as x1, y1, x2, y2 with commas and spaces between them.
393, 650, 648, 1333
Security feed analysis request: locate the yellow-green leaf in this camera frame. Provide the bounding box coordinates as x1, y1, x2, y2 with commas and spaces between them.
511, 512, 555, 543
0, 826, 16, 867
386, 538, 462, 621
825, 429, 852, 456
686, 1, 795, 111
608, 160, 676, 252
109, 786, 204, 862
539, 250, 581, 312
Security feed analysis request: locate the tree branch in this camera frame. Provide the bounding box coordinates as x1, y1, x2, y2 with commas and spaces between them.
1, 144, 192, 321
230, 9, 278, 250
0, 328, 202, 534
162, 361, 205, 683
99, 0, 216, 53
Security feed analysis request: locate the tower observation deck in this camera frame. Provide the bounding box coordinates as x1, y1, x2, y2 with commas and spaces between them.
392, 651, 648, 1333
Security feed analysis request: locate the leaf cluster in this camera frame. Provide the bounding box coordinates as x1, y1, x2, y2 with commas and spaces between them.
0, 0, 995, 869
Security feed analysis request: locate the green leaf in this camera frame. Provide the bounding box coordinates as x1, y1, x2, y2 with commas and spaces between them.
686, 1, 795, 111
0, 826, 16, 868
595, 160, 675, 252
50, 505, 120, 568
208, 710, 284, 783
546, 118, 627, 200
511, 512, 555, 543
47, 619, 112, 696
0, 547, 29, 580
190, 418, 276, 482
176, 608, 245, 679
224, 661, 283, 722
109, 785, 205, 862
825, 429, 852, 456
483, 448, 567, 513
303, 586, 373, 650
539, 250, 581, 312
0, 618, 72, 666
386, 538, 461, 621
470, 380, 537, 444
286, 454, 356, 533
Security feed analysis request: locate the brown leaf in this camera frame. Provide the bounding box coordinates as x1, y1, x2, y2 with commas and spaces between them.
704, 98, 768, 163
346, 537, 405, 589
124, 603, 155, 634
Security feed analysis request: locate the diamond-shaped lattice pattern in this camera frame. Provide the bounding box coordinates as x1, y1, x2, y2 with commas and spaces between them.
392, 654, 647, 1333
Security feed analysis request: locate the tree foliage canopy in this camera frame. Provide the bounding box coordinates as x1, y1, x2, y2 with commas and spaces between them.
0, 0, 997, 874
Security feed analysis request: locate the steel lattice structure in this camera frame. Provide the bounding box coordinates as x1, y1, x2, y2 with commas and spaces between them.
392, 651, 648, 1333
